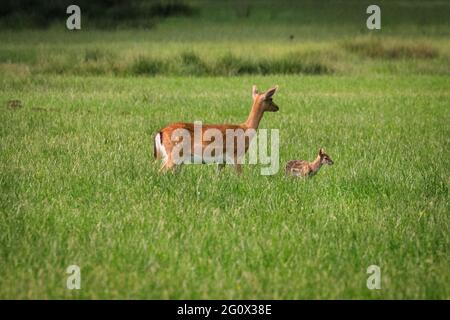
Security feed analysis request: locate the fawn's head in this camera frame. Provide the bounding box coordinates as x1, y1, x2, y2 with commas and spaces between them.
319, 148, 334, 165
252, 85, 279, 112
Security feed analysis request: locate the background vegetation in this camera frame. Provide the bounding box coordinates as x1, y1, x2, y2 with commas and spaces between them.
1, 0, 449, 77
0, 0, 449, 299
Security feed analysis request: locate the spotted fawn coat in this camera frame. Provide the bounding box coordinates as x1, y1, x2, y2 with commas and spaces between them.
285, 148, 334, 177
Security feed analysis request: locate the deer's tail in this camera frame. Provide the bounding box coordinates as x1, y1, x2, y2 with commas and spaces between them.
153, 132, 162, 160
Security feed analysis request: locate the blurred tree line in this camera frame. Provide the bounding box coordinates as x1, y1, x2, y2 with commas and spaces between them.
0, 0, 197, 29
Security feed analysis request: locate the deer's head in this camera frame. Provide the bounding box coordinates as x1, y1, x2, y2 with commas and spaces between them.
319, 148, 334, 165
252, 85, 279, 112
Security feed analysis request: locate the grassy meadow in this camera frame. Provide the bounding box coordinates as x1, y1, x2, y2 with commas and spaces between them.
0, 1, 449, 299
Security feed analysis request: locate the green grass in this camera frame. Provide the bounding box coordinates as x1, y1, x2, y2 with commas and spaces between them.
0, 0, 449, 299
1, 31, 449, 76
0, 75, 449, 299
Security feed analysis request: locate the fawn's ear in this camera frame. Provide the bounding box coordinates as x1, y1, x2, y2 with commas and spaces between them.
263, 85, 278, 100
319, 148, 324, 155
252, 85, 258, 100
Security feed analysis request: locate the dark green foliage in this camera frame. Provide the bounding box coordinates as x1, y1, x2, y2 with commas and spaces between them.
214, 53, 334, 76
131, 56, 165, 75
343, 39, 439, 59
179, 51, 209, 75
0, 0, 197, 29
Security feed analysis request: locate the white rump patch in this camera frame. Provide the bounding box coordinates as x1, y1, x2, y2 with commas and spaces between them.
155, 133, 168, 162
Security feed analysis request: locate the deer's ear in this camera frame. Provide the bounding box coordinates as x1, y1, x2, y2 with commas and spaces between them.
263, 85, 278, 100
319, 148, 324, 155
252, 85, 258, 99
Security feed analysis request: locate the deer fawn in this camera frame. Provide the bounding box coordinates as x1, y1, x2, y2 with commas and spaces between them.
154, 85, 279, 173
285, 148, 334, 177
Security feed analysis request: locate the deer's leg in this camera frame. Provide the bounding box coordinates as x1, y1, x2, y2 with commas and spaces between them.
232, 151, 244, 175
160, 145, 177, 173
158, 156, 167, 172
160, 159, 174, 172
217, 163, 226, 171
233, 158, 242, 175
161, 159, 176, 173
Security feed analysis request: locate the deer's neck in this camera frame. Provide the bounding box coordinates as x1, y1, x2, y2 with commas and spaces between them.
244, 102, 264, 129
309, 156, 323, 173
